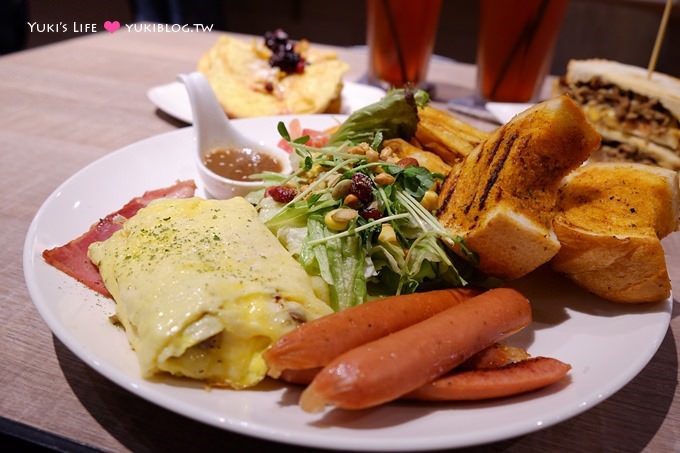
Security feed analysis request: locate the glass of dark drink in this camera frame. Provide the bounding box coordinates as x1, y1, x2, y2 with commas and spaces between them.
366, 0, 442, 89
476, 0, 569, 103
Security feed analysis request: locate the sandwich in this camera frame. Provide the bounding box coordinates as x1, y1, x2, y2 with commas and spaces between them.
437, 95, 600, 280
198, 32, 349, 118
556, 59, 680, 170
551, 162, 679, 303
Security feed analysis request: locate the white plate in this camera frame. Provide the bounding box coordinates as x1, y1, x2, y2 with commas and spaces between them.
147, 81, 385, 123
23, 115, 671, 451
486, 102, 535, 124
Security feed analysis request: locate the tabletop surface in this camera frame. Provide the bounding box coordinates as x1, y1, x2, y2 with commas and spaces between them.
1, 28, 679, 453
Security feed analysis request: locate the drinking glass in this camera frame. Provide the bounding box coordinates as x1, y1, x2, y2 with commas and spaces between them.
366, 0, 442, 89
476, 0, 569, 102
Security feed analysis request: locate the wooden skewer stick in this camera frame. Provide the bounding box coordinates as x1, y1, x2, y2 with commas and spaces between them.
647, 0, 673, 79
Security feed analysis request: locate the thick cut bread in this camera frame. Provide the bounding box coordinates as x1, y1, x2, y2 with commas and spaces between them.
437, 96, 600, 279
551, 162, 679, 303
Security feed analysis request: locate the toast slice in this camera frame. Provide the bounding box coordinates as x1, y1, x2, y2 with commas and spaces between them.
551, 162, 679, 303
437, 96, 600, 279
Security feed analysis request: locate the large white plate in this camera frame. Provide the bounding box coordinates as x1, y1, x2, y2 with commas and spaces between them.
24, 115, 671, 451
147, 81, 386, 123
486, 102, 535, 124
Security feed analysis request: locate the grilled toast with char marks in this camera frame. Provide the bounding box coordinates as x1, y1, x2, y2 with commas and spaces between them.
551, 162, 679, 303
437, 96, 601, 279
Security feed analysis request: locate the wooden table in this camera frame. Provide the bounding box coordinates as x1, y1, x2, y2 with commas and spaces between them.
1, 28, 678, 452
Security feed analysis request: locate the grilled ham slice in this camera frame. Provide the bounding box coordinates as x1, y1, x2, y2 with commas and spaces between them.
42, 180, 197, 297
437, 96, 600, 279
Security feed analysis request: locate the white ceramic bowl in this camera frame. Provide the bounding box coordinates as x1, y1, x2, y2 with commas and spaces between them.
195, 144, 292, 199
178, 72, 293, 199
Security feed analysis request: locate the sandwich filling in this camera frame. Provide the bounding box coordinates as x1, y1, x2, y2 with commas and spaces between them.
560, 77, 680, 151
556, 59, 680, 170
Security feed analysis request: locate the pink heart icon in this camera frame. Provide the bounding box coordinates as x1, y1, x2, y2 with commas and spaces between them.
104, 20, 121, 33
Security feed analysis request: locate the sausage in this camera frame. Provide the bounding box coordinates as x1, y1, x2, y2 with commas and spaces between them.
278, 343, 530, 386
264, 288, 481, 378
279, 368, 322, 385
459, 343, 530, 370
406, 357, 571, 401
280, 356, 570, 403
299, 287, 532, 412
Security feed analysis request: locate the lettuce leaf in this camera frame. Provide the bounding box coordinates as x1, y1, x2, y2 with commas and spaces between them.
300, 215, 367, 311
327, 88, 429, 147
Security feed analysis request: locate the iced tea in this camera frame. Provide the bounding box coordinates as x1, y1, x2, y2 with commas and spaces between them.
477, 0, 569, 102
366, 0, 442, 88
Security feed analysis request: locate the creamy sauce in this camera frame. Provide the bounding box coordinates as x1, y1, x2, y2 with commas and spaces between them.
203, 147, 282, 181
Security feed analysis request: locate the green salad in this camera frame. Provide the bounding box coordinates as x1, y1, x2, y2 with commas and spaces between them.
247, 89, 482, 311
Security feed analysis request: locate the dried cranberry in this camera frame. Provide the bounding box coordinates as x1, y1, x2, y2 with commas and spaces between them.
266, 185, 297, 203
359, 206, 382, 220
397, 157, 419, 168
350, 173, 374, 203
295, 59, 306, 74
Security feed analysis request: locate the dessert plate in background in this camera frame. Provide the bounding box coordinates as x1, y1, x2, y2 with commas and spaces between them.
147, 81, 385, 123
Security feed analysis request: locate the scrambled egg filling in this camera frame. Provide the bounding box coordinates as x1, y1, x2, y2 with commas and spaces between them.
88, 197, 332, 388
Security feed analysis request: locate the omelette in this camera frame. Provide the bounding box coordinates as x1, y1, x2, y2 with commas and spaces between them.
88, 196, 332, 388
198, 35, 349, 118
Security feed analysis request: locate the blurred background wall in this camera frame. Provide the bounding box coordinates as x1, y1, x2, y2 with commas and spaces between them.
9, 0, 680, 76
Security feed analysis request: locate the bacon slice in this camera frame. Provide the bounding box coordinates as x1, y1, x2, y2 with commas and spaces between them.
42, 180, 197, 297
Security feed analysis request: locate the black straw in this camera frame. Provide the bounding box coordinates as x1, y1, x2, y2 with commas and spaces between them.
382, 0, 409, 86
488, 0, 550, 99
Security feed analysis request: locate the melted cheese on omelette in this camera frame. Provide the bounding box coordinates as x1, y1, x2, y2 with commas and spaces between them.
88, 196, 332, 388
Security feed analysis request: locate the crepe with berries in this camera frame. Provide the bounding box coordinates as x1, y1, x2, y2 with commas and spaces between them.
198, 34, 349, 118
